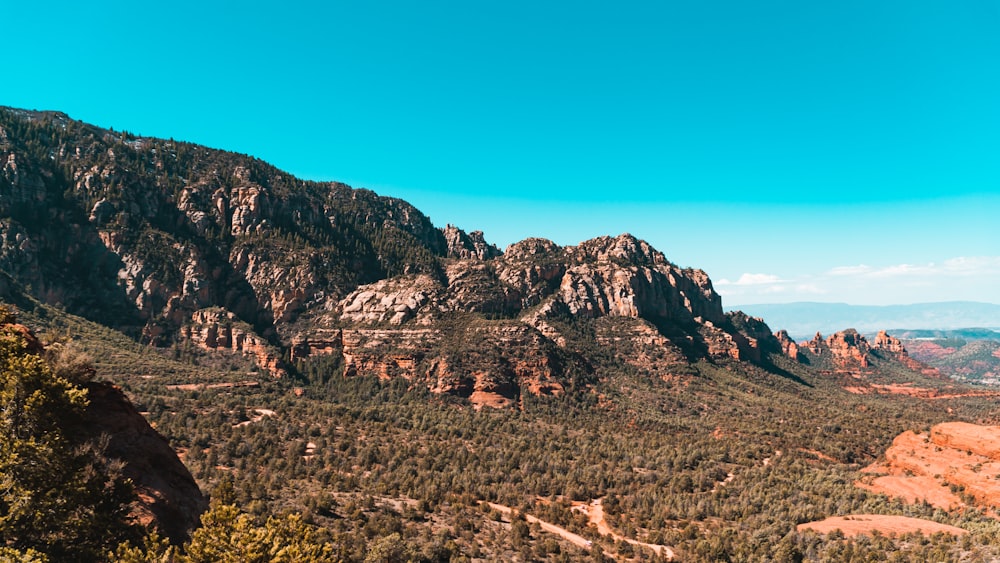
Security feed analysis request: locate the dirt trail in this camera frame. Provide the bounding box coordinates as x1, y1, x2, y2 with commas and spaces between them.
486, 503, 597, 553
572, 499, 675, 559
487, 501, 675, 560
233, 408, 276, 428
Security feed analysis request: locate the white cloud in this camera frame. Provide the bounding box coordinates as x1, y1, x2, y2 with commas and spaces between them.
824, 257, 1000, 280
866, 263, 934, 278
723, 256, 1000, 306
942, 256, 1000, 275
717, 273, 784, 286
794, 284, 826, 295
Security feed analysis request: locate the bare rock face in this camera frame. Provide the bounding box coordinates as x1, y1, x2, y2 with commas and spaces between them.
826, 330, 872, 368
873, 330, 906, 354
871, 330, 937, 374
794, 328, 934, 376
290, 328, 344, 363
335, 324, 568, 409
555, 234, 724, 326
330, 232, 765, 395
83, 382, 207, 543
230, 244, 323, 325
182, 308, 286, 377
1, 109, 824, 404
860, 423, 1000, 512
802, 330, 871, 368
774, 330, 801, 360
338, 275, 443, 325
443, 225, 501, 260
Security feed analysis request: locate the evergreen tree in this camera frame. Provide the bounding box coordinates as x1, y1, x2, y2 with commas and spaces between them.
0, 306, 136, 561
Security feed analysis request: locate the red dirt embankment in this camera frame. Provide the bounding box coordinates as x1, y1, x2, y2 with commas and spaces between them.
797, 515, 967, 538
857, 422, 1000, 511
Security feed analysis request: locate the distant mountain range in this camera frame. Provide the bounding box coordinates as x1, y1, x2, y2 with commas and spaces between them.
730, 301, 1000, 341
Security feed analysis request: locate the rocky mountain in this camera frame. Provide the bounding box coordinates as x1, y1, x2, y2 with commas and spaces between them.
0, 106, 787, 407
7, 106, 1000, 561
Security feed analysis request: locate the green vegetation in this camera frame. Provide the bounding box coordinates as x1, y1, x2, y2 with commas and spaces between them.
7, 294, 1000, 560
6, 107, 1000, 561
0, 306, 137, 561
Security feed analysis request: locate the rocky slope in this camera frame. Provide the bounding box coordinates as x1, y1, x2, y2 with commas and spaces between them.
291, 233, 782, 406
859, 422, 1000, 511
0, 314, 205, 544
907, 338, 1000, 385
794, 329, 930, 371
0, 106, 448, 346
0, 106, 785, 406
83, 381, 207, 541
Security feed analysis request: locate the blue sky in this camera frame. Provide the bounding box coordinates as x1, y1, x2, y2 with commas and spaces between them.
5, 1, 999, 305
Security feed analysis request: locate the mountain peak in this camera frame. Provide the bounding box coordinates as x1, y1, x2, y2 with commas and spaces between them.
568, 233, 670, 266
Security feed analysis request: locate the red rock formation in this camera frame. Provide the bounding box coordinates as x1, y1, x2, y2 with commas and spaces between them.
859, 423, 1000, 511
336, 325, 567, 409
872, 330, 932, 372
826, 330, 871, 368
182, 308, 286, 377
774, 330, 800, 360
83, 382, 207, 543
290, 329, 344, 362
800, 330, 872, 368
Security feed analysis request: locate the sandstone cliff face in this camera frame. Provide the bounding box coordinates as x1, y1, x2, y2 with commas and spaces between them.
800, 330, 871, 368
0, 108, 793, 407
84, 382, 207, 543
794, 328, 933, 376
443, 225, 501, 260
314, 233, 775, 405
0, 311, 205, 544
182, 308, 286, 377
774, 330, 801, 361
330, 324, 569, 409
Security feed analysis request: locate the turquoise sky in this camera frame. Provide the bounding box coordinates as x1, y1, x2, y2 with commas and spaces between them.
5, 1, 999, 305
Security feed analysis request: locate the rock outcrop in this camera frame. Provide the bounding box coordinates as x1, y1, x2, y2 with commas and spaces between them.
774, 330, 801, 360
0, 107, 805, 407
83, 382, 208, 542
792, 328, 936, 379
0, 312, 205, 544
859, 423, 1000, 511
182, 308, 286, 377
443, 225, 501, 260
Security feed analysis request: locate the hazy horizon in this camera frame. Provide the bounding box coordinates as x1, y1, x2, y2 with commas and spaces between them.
6, 1, 998, 306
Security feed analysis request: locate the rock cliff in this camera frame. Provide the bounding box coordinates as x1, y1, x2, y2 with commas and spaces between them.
0, 107, 798, 407
0, 312, 205, 543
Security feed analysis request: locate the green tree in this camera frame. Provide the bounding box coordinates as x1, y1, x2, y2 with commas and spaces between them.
0, 307, 136, 560
183, 501, 333, 562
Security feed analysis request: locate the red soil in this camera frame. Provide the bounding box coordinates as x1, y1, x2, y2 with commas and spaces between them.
858, 423, 1000, 511
797, 515, 967, 537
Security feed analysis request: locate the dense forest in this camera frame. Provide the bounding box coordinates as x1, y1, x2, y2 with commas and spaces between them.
4, 293, 1000, 562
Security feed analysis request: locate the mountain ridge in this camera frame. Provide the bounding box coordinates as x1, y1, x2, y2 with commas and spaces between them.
731, 301, 1000, 340
8, 105, 1000, 560
0, 105, 782, 403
